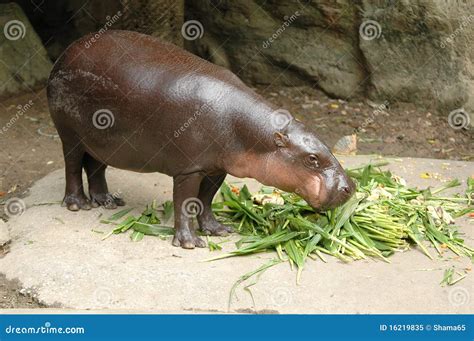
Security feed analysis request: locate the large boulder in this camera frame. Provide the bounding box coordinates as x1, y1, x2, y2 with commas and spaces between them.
359, 0, 473, 117
0, 3, 52, 97
185, 0, 473, 118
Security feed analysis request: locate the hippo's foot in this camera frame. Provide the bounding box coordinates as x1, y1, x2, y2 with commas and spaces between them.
90, 192, 125, 209
200, 221, 234, 236
62, 193, 92, 211
172, 229, 206, 249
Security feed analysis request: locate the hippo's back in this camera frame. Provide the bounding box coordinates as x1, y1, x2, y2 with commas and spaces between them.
48, 30, 238, 118
47, 30, 251, 174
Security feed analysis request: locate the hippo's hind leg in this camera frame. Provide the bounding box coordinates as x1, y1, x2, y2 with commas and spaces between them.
61, 143, 92, 211
197, 174, 234, 236
172, 173, 206, 249
83, 153, 125, 209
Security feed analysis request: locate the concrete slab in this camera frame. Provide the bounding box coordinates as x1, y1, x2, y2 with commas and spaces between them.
0, 156, 473, 313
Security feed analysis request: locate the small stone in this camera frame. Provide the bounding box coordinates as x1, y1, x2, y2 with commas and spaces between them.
448, 137, 455, 143
333, 134, 357, 155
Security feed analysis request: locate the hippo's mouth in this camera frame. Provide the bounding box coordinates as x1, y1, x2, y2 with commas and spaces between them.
294, 174, 325, 210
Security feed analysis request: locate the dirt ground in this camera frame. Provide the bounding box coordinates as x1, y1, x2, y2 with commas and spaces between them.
0, 86, 472, 308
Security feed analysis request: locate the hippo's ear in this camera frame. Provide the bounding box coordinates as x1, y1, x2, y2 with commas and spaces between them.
274, 132, 289, 148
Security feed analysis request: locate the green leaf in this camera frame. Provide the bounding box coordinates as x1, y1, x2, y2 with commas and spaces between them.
162, 200, 174, 222
130, 231, 144, 242
101, 207, 134, 223
132, 223, 174, 236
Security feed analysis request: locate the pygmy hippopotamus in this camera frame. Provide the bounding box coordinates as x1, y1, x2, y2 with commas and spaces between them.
47, 30, 355, 249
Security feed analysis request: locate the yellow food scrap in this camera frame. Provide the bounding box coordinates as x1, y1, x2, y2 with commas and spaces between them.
420, 172, 432, 179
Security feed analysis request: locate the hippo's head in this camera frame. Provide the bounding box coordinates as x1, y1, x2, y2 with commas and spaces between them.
234, 118, 355, 210
267, 119, 355, 209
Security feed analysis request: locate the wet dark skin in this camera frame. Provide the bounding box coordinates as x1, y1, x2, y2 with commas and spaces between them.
47, 30, 355, 249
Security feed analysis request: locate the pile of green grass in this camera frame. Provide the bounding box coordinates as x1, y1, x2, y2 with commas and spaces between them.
102, 163, 473, 286
209, 163, 473, 281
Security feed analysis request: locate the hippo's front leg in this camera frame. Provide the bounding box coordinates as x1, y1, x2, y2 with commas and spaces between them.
172, 173, 207, 249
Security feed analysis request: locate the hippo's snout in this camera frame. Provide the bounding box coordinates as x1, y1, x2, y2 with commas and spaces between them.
338, 175, 356, 197
322, 174, 356, 210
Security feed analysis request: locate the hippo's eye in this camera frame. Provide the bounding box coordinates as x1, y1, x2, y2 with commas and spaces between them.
306, 154, 319, 168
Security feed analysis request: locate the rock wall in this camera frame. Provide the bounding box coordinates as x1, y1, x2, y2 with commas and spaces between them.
185, 0, 474, 116
0, 3, 52, 98
0, 0, 184, 97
